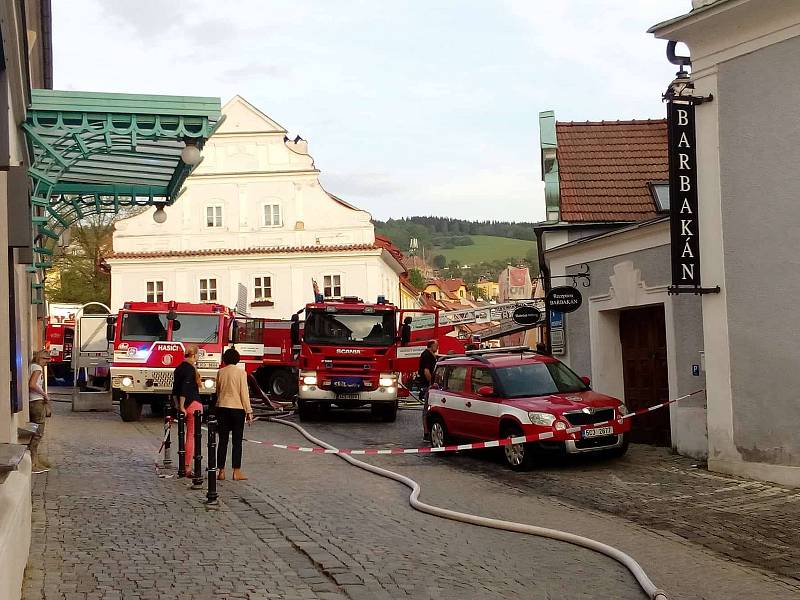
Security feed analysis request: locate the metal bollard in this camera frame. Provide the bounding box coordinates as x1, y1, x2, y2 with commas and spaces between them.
191, 410, 204, 489
177, 412, 186, 478
163, 415, 173, 467
206, 415, 219, 505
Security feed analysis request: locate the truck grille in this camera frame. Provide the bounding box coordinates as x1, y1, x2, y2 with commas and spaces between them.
150, 371, 174, 389
563, 408, 615, 426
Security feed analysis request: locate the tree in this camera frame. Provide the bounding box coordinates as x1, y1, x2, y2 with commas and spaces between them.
408, 268, 425, 290
46, 209, 143, 306
432, 254, 447, 269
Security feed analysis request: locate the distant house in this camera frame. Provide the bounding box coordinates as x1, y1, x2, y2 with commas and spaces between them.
423, 278, 469, 303
405, 255, 434, 279
498, 266, 533, 301
474, 278, 499, 301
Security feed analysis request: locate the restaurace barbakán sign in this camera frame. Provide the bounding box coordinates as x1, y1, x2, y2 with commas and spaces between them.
667, 100, 702, 291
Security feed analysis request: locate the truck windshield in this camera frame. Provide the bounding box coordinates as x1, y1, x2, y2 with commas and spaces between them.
120, 313, 168, 342
304, 310, 395, 346
172, 314, 220, 344
494, 361, 589, 398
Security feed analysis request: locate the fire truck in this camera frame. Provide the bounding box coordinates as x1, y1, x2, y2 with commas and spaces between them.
291, 296, 545, 422
44, 316, 75, 382
108, 301, 235, 421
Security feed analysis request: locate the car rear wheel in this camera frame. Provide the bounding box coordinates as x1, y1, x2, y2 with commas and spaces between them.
429, 416, 449, 448
501, 424, 535, 471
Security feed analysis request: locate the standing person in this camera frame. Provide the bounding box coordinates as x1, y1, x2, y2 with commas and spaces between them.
418, 340, 438, 439
28, 350, 52, 474
214, 348, 254, 481
172, 345, 202, 477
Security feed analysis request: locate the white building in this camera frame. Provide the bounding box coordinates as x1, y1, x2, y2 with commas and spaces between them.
109, 97, 404, 316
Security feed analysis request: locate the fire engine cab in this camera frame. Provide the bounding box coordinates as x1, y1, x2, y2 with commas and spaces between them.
108, 301, 233, 421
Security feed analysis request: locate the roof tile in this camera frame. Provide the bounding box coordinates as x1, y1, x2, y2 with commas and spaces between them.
556, 119, 667, 223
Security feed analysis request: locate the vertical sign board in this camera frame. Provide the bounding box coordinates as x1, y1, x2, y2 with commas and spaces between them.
667, 100, 701, 289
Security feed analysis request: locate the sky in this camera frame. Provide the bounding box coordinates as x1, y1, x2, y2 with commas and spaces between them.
52, 1, 687, 223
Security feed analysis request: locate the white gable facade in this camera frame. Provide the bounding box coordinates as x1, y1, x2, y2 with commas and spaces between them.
108, 96, 403, 317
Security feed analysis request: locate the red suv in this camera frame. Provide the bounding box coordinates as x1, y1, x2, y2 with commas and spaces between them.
424, 347, 631, 470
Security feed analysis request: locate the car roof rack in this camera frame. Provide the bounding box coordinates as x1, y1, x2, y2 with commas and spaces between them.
465, 345, 532, 356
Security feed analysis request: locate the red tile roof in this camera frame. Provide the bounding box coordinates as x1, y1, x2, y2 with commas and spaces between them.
556, 119, 667, 222
109, 243, 382, 260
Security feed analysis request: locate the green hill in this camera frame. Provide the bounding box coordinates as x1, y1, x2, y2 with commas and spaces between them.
432, 235, 534, 265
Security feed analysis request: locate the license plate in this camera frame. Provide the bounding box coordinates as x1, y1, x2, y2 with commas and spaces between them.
583, 426, 613, 439
336, 393, 360, 400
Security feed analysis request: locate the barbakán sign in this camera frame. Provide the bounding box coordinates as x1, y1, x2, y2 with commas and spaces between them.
546, 286, 582, 313
667, 100, 701, 290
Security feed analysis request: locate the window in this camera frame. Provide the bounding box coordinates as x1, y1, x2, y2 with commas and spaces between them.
470, 368, 494, 394
120, 312, 168, 342
199, 278, 217, 302
206, 205, 223, 228
650, 182, 671, 212
494, 361, 588, 398
253, 275, 272, 300
172, 314, 220, 344
146, 280, 164, 302
304, 309, 395, 347
263, 203, 281, 227
444, 366, 467, 392
323, 274, 342, 298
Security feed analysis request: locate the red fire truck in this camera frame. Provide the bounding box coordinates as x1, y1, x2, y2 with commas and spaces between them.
108, 301, 235, 421
293, 296, 457, 422
44, 316, 75, 382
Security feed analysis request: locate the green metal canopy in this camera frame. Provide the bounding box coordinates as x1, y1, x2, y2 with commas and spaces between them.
23, 89, 222, 282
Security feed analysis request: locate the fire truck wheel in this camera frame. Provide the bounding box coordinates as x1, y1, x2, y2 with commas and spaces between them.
269, 370, 296, 400
372, 401, 398, 423
119, 393, 142, 422
297, 400, 314, 422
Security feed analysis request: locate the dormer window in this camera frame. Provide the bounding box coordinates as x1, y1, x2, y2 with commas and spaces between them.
649, 182, 671, 213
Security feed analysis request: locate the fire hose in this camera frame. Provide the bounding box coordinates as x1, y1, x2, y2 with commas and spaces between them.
267, 416, 670, 600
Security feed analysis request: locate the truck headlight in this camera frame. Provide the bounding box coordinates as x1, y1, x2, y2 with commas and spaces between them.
301, 371, 317, 386
379, 373, 397, 387
203, 378, 216, 390
528, 411, 556, 426
121, 376, 133, 388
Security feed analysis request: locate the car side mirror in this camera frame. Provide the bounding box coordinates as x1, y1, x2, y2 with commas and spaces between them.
400, 326, 411, 345
477, 385, 494, 397
172, 319, 181, 332
580, 376, 591, 387
167, 308, 177, 321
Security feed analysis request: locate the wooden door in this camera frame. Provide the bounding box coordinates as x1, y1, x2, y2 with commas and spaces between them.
619, 305, 671, 446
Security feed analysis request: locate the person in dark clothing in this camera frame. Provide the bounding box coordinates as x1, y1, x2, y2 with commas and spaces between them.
418, 340, 439, 439
172, 345, 202, 476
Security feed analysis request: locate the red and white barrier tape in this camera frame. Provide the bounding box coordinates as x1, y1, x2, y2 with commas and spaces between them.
241, 390, 705, 456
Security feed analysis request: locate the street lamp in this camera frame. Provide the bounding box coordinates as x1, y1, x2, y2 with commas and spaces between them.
153, 203, 167, 224
180, 140, 202, 166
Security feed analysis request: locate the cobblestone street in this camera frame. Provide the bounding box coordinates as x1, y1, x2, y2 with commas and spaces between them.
22, 402, 800, 600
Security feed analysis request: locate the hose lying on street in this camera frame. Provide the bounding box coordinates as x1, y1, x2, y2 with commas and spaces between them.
269, 416, 669, 600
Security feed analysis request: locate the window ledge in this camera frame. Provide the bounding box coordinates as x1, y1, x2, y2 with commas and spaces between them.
0, 444, 27, 474
250, 300, 275, 307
